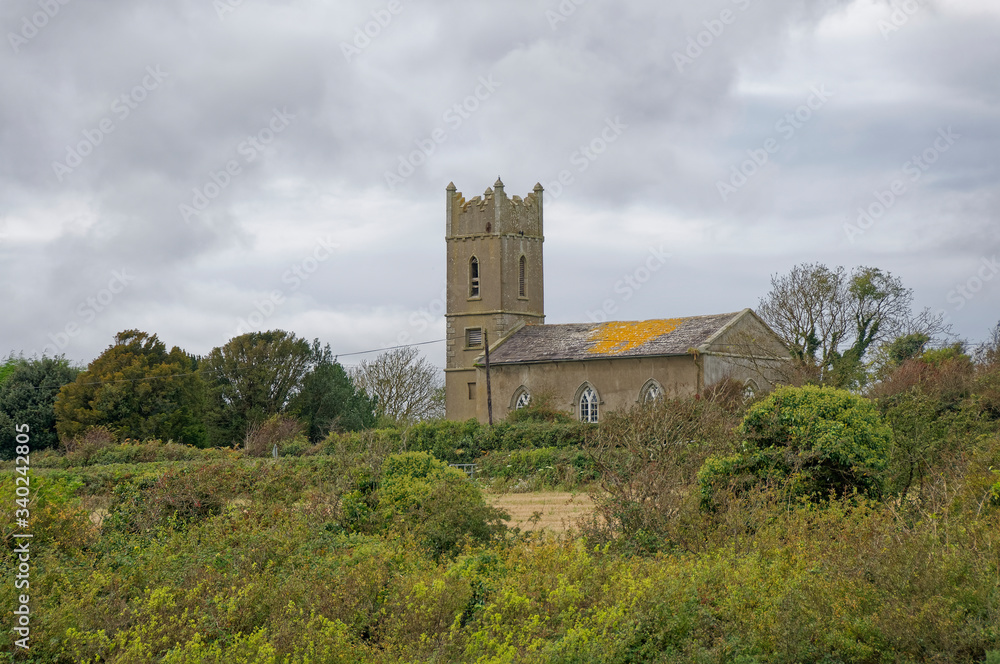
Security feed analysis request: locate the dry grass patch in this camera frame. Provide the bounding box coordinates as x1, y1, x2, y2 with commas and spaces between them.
489, 491, 595, 532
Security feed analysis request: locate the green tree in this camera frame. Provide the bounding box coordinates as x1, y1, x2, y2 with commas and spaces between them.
698, 385, 891, 504
53, 330, 207, 445
885, 332, 931, 365
0, 355, 80, 457
204, 330, 314, 445
0, 353, 20, 386
289, 341, 376, 441
829, 267, 912, 387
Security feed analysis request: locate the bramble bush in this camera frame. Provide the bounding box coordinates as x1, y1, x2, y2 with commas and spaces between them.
244, 413, 310, 457
582, 394, 742, 553
869, 345, 999, 500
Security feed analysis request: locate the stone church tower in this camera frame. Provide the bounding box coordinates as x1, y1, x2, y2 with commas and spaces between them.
444, 178, 545, 420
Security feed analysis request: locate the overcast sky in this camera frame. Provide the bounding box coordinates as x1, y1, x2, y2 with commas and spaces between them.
1, 0, 997, 370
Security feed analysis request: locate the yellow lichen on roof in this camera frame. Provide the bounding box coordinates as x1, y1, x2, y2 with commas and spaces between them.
586, 318, 685, 355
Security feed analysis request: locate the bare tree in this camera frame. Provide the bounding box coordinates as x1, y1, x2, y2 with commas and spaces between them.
350, 346, 444, 426
974, 320, 1000, 366
757, 263, 916, 387
757, 263, 849, 372
898, 307, 954, 341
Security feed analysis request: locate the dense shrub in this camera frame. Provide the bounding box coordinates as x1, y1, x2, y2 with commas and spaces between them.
504, 393, 573, 423
102, 465, 229, 536
402, 419, 480, 463
868, 346, 998, 498
879, 392, 987, 497
476, 446, 597, 491
3, 446, 1000, 662
403, 418, 592, 464
373, 451, 508, 558
699, 385, 891, 506
487, 421, 593, 452
870, 345, 976, 408
25, 436, 234, 469
976, 363, 1000, 419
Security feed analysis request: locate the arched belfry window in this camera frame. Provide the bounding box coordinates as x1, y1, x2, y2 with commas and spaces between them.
639, 379, 663, 404
518, 255, 526, 297
577, 384, 600, 423
469, 256, 480, 297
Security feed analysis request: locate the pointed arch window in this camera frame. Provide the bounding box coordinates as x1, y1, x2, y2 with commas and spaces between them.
578, 385, 599, 423
469, 256, 480, 297
640, 379, 663, 404
518, 255, 526, 297
512, 386, 531, 411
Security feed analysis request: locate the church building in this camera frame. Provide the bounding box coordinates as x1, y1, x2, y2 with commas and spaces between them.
444, 178, 787, 423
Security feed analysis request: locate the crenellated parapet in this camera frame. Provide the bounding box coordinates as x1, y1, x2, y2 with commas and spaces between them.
446, 178, 543, 238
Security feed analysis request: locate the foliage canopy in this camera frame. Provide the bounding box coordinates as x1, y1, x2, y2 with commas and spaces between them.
699, 385, 892, 503
53, 330, 206, 446
0, 354, 79, 457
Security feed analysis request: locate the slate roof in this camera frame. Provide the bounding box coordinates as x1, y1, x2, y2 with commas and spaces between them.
482, 311, 745, 365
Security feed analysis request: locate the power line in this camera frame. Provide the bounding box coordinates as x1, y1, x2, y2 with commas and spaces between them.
334, 338, 445, 360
